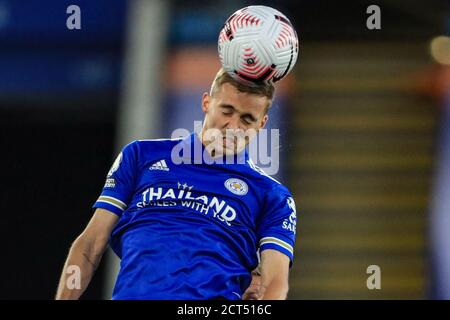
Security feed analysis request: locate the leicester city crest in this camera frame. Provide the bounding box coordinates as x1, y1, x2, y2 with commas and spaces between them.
224, 178, 248, 196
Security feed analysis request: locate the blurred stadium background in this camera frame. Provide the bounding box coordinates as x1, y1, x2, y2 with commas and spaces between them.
0, 0, 449, 299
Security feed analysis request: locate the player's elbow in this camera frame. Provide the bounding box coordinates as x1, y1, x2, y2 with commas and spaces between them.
281, 282, 289, 299
275, 280, 289, 300
263, 277, 289, 300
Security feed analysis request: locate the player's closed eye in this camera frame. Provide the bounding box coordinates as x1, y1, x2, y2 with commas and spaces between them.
241, 118, 251, 125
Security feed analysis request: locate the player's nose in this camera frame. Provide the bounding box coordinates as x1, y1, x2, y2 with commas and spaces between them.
225, 114, 241, 130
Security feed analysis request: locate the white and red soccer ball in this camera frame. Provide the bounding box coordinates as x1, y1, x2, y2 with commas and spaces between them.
218, 5, 299, 85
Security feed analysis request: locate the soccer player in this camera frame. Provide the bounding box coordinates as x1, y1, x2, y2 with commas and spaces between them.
55, 68, 297, 300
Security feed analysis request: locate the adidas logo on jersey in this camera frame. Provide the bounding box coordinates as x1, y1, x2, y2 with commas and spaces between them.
149, 160, 169, 171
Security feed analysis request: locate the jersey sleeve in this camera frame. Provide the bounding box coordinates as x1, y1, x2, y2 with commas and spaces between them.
257, 185, 298, 265
92, 141, 139, 217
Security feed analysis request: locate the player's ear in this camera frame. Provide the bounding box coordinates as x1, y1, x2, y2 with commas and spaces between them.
259, 114, 269, 130
201, 92, 210, 114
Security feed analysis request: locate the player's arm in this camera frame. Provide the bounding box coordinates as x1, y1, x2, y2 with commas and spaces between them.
55, 208, 118, 300
259, 249, 290, 300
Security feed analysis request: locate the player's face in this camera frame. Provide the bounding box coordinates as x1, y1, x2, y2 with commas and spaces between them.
201, 82, 269, 157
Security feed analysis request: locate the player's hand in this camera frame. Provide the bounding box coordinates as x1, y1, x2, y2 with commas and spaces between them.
242, 271, 265, 300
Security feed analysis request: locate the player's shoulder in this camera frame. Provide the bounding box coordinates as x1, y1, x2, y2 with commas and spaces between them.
124, 137, 183, 151
244, 159, 291, 195
135, 137, 184, 148
120, 137, 184, 161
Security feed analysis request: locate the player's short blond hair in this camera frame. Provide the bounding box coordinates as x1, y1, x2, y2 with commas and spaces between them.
209, 68, 275, 113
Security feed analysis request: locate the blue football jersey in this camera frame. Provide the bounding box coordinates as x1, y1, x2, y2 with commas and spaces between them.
93, 132, 297, 300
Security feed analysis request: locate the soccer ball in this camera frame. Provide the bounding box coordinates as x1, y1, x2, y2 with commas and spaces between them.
218, 5, 299, 85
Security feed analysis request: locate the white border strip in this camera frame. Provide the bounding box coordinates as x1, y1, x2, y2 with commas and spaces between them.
259, 236, 293, 255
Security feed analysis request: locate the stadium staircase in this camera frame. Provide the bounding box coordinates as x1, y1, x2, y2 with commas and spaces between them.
287, 42, 437, 299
